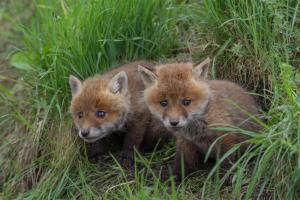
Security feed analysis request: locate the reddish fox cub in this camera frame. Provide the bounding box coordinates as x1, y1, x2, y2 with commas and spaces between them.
69, 61, 170, 164
138, 58, 261, 179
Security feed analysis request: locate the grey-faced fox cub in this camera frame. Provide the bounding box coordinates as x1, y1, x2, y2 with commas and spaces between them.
69, 61, 171, 165
138, 58, 261, 179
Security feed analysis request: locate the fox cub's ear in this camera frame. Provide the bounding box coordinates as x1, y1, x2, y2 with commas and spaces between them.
138, 65, 157, 87
108, 71, 128, 95
192, 57, 211, 80
69, 75, 82, 97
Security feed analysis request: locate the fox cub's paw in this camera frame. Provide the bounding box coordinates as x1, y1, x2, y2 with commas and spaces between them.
118, 151, 135, 168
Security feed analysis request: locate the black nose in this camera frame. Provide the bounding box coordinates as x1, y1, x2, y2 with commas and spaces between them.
81, 130, 89, 137
170, 120, 179, 126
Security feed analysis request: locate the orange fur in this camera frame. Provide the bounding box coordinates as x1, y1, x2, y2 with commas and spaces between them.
139, 58, 261, 179
70, 61, 171, 164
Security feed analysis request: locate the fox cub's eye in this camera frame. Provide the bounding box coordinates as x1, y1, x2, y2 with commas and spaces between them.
77, 112, 84, 119
182, 99, 192, 106
160, 100, 168, 107
96, 111, 106, 118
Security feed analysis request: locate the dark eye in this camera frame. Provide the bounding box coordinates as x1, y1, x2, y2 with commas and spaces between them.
160, 100, 168, 107
77, 112, 83, 119
95, 111, 106, 118
182, 99, 191, 106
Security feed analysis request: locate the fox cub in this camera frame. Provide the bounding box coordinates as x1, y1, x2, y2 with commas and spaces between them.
69, 61, 170, 164
138, 58, 261, 179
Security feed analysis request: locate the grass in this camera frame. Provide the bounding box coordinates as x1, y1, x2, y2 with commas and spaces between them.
1, 0, 300, 199
11, 0, 180, 114
191, 0, 300, 108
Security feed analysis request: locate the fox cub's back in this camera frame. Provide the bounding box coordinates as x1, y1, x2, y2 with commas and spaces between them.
206, 80, 260, 133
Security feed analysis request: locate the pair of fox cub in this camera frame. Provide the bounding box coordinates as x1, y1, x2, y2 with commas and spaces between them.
69, 59, 260, 180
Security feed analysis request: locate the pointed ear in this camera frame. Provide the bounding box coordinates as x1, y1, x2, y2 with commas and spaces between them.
69, 75, 82, 97
192, 57, 211, 80
108, 71, 128, 95
138, 65, 157, 87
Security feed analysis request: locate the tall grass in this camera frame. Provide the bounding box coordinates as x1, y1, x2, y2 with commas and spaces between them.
1, 0, 300, 199
192, 0, 300, 108
14, 0, 180, 114
200, 64, 300, 199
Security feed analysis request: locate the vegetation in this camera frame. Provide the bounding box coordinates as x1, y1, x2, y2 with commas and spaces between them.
1, 0, 299, 199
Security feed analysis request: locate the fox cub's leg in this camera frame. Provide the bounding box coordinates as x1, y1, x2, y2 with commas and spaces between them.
119, 117, 148, 167
86, 141, 108, 163
181, 126, 238, 170
85, 133, 123, 163
218, 135, 238, 171
173, 137, 203, 181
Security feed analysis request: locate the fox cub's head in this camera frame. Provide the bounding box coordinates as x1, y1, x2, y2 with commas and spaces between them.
139, 58, 211, 132
69, 71, 129, 143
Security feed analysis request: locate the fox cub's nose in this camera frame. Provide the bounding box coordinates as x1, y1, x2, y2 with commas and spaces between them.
170, 120, 179, 126
81, 130, 90, 137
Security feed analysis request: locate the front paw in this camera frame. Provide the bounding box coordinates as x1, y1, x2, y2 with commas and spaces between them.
118, 152, 134, 168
